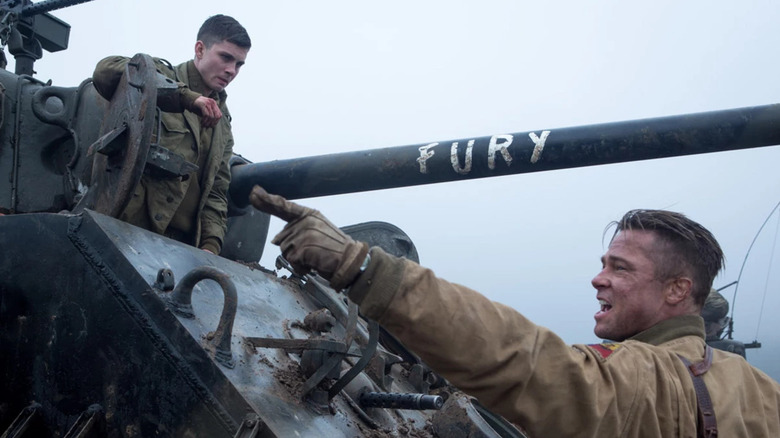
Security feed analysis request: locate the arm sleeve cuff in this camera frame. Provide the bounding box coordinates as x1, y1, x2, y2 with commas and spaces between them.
180, 88, 201, 113
347, 247, 406, 321
199, 237, 222, 255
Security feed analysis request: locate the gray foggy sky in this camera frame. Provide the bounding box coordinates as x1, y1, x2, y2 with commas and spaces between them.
34, 1, 780, 380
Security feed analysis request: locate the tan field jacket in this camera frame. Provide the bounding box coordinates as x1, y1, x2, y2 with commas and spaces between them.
349, 247, 780, 437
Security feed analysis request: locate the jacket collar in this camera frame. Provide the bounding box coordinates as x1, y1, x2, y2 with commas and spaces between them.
183, 60, 227, 105
628, 315, 706, 346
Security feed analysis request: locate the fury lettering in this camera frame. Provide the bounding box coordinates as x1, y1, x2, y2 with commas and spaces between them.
415, 130, 554, 175
529, 131, 550, 164
417, 143, 437, 174
488, 135, 514, 170
450, 140, 474, 175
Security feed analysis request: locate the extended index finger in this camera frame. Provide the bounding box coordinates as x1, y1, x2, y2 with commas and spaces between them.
249, 185, 311, 222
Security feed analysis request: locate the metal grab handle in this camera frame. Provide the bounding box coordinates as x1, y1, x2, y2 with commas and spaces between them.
166, 266, 238, 368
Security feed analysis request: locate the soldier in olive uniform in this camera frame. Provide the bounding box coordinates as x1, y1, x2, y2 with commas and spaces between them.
92, 15, 251, 254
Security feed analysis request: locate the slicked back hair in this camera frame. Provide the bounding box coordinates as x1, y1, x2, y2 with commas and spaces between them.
609, 209, 724, 307
197, 15, 251, 49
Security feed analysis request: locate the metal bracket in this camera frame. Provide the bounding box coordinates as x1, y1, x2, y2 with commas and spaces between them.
0, 402, 41, 438
409, 363, 440, 394
63, 404, 104, 438
145, 143, 199, 179
90, 123, 127, 157
245, 301, 361, 405
366, 349, 404, 391
275, 255, 306, 285
232, 413, 266, 438
245, 337, 358, 356
327, 319, 379, 400
154, 268, 174, 291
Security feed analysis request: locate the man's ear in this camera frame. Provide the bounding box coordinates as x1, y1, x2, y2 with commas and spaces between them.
194, 41, 205, 60
666, 277, 693, 305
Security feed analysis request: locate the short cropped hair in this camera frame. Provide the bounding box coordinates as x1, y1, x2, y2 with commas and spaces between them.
610, 209, 724, 307
197, 15, 252, 49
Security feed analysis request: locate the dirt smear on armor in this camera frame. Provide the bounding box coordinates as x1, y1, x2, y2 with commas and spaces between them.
272, 361, 305, 401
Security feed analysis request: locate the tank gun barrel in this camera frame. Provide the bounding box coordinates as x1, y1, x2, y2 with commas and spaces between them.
229, 103, 780, 206
20, 0, 95, 16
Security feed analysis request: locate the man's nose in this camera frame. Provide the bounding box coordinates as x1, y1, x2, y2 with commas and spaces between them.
591, 270, 609, 289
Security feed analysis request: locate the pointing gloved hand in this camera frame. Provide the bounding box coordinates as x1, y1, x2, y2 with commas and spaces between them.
249, 186, 369, 291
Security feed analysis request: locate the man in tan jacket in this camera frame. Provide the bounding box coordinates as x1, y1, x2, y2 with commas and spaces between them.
249, 186, 780, 437
92, 15, 251, 254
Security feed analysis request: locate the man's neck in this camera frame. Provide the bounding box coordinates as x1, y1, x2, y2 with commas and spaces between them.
186, 60, 216, 98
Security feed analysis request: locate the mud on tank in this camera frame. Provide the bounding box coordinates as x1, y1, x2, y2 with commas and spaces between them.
0, 1, 527, 436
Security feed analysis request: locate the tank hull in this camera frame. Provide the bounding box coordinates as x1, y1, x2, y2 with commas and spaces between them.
0, 211, 519, 437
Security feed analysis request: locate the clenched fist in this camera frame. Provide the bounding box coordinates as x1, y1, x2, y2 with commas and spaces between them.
249, 186, 369, 291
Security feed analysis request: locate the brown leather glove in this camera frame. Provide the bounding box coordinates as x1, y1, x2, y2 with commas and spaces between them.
249, 186, 369, 291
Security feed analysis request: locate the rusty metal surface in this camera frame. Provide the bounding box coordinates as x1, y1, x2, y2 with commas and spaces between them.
73, 53, 156, 217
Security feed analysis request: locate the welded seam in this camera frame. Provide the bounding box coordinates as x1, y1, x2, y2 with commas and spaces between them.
66, 215, 240, 435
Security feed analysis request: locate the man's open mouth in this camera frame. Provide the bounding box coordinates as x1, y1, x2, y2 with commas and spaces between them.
595, 299, 613, 319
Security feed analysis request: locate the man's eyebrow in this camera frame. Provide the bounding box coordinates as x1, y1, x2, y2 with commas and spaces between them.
603, 254, 632, 266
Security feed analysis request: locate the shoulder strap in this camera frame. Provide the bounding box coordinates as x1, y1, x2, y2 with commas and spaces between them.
677, 345, 718, 438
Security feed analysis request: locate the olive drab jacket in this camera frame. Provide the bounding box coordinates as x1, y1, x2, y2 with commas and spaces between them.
92, 57, 233, 254
348, 247, 780, 438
